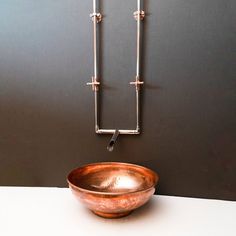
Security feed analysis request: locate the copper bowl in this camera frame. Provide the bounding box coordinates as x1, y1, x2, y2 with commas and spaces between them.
67, 162, 159, 218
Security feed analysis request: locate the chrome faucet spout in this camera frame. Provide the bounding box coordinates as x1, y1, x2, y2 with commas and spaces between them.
107, 129, 119, 152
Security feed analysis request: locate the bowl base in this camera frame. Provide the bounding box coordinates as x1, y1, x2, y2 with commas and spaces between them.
92, 210, 132, 218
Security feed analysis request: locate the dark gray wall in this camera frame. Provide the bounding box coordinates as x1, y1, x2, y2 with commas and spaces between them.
0, 0, 235, 200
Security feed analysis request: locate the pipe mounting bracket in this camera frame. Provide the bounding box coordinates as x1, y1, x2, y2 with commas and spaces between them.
90, 12, 102, 23
133, 10, 145, 21
130, 76, 144, 90
87, 77, 100, 91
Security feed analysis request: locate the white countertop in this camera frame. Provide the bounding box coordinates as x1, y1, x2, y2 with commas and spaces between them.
0, 187, 235, 236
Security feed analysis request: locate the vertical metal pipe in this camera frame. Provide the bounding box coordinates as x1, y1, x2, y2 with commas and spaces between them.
137, 0, 141, 11
93, 0, 99, 131
136, 0, 142, 132
136, 0, 141, 77
95, 90, 99, 131
136, 89, 140, 131
93, 0, 96, 13
93, 1, 98, 79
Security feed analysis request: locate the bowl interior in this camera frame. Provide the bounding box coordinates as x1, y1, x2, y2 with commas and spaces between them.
68, 162, 158, 194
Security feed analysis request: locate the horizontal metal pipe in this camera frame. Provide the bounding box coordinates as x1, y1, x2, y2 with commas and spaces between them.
96, 129, 140, 135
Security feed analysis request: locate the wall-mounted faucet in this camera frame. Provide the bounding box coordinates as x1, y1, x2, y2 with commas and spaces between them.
87, 0, 145, 150
107, 129, 119, 152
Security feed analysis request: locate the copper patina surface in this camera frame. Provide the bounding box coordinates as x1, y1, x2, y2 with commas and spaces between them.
67, 162, 158, 218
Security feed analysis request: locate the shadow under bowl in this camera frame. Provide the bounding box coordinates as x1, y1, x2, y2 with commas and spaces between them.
67, 162, 159, 218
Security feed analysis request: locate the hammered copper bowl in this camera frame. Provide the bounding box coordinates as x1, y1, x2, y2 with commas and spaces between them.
67, 162, 159, 218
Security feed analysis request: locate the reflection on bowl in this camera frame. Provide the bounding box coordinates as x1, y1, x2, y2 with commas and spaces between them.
67, 162, 159, 218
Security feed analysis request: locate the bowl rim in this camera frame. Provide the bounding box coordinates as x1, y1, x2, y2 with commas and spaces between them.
67, 162, 159, 196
